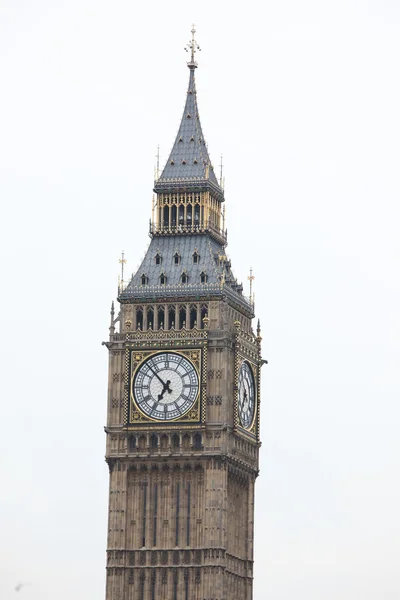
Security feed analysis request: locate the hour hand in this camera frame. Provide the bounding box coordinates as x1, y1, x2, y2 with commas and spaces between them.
158, 380, 172, 401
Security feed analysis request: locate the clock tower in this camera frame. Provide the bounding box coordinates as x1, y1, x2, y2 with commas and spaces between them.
104, 28, 264, 600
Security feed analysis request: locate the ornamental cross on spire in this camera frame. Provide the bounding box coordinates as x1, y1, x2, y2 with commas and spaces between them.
185, 24, 201, 69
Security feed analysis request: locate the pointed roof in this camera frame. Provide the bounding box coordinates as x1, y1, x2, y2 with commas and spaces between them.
154, 51, 224, 200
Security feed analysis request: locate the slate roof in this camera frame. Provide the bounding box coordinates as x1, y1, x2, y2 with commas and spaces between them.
120, 234, 252, 315
154, 68, 223, 200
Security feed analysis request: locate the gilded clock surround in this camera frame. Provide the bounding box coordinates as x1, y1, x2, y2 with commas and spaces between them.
128, 348, 204, 425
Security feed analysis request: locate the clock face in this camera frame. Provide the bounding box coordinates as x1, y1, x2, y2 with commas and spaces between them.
132, 352, 199, 421
238, 361, 255, 429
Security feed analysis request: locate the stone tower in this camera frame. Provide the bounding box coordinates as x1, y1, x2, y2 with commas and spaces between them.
104, 28, 264, 600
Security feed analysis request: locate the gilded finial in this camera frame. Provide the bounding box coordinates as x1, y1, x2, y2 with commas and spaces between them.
219, 154, 225, 189
155, 145, 160, 180
185, 24, 201, 69
248, 267, 255, 306
119, 251, 127, 291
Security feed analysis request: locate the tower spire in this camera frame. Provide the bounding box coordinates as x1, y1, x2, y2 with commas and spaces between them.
185, 24, 201, 69
155, 26, 223, 200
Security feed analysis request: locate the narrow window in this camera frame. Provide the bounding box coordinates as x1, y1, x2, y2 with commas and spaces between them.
175, 483, 180, 546
181, 272, 188, 284
151, 434, 158, 449
200, 305, 208, 328
178, 205, 184, 225
194, 433, 202, 450
140, 572, 145, 600
174, 253, 180, 265
147, 307, 154, 329
129, 436, 136, 452
153, 484, 158, 547
186, 204, 192, 225
190, 305, 197, 329
172, 434, 179, 449
157, 305, 165, 329
194, 204, 200, 225
151, 571, 156, 600
185, 570, 189, 600
171, 205, 177, 226
160, 273, 166, 285
155, 253, 162, 265
168, 305, 176, 329
136, 307, 143, 330
200, 271, 207, 284
142, 483, 147, 547
187, 482, 191, 546
163, 205, 169, 227
193, 251, 200, 264
141, 274, 147, 285
179, 306, 186, 329
173, 573, 178, 600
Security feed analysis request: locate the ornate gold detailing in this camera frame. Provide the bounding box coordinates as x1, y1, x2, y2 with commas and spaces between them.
128, 348, 204, 425
247, 267, 255, 305
185, 24, 201, 69
118, 250, 127, 293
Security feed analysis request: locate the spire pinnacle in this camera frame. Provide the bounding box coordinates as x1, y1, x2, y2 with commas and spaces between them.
185, 24, 201, 69
248, 267, 255, 305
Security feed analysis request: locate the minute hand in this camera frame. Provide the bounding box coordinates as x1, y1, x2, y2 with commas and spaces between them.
147, 364, 167, 387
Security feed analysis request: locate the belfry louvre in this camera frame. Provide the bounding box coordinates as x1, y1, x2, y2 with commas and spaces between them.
103, 27, 264, 600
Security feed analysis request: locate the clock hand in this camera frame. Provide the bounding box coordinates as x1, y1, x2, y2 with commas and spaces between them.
158, 380, 173, 401
147, 364, 167, 387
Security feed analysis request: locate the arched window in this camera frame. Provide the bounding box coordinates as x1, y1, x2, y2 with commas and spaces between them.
200, 271, 207, 284
129, 435, 136, 451
151, 434, 158, 449
200, 305, 208, 329
172, 434, 180, 449
160, 434, 168, 449
163, 205, 169, 227
168, 305, 176, 329
190, 305, 197, 329
155, 253, 162, 265
141, 273, 148, 285
186, 204, 192, 226
147, 306, 154, 329
179, 306, 186, 329
136, 307, 143, 330
193, 251, 200, 264
174, 253, 180, 265
182, 434, 191, 449
178, 205, 184, 226
160, 273, 167, 285
194, 204, 200, 225
181, 272, 188, 284
157, 305, 165, 329
171, 205, 177, 227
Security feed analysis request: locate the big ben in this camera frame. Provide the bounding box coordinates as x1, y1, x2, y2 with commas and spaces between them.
103, 28, 264, 600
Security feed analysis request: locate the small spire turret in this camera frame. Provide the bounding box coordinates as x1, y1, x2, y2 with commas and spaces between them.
109, 301, 115, 334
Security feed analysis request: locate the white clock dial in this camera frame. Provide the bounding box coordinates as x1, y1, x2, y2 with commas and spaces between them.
238, 361, 255, 429
133, 352, 199, 421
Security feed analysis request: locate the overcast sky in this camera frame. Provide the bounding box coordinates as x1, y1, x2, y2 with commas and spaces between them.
1, 1, 399, 599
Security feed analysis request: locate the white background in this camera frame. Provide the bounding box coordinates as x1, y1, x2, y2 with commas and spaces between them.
1, 1, 399, 599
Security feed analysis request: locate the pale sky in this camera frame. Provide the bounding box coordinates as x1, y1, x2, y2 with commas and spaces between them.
0, 1, 399, 599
